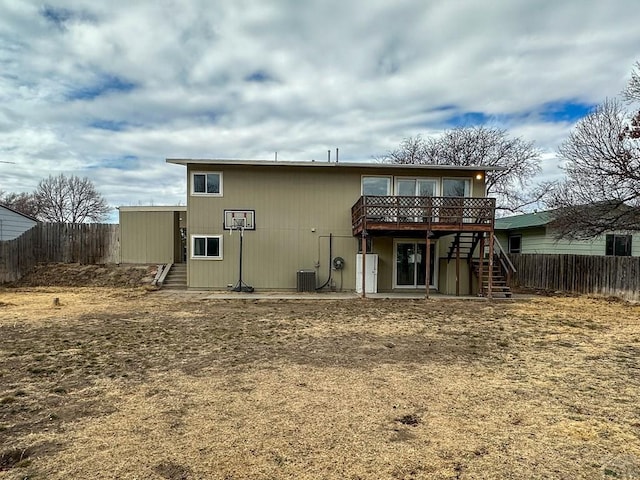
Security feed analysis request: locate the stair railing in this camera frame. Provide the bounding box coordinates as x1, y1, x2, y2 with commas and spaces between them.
492, 236, 516, 285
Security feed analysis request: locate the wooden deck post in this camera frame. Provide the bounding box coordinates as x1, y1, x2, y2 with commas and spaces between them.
468, 239, 473, 296
425, 232, 431, 299
478, 235, 485, 297
455, 236, 460, 296
361, 233, 366, 298
488, 231, 494, 299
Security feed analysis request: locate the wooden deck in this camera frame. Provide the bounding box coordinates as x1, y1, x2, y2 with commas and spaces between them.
351, 195, 496, 236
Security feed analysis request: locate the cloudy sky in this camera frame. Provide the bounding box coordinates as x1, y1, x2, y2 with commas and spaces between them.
1, 0, 639, 221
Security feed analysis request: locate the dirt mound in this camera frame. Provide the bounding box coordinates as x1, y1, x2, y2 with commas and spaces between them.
9, 263, 156, 287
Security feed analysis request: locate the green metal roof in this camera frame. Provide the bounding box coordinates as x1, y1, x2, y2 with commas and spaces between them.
494, 211, 553, 230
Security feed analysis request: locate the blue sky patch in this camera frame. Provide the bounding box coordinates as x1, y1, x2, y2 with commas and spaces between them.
91, 155, 139, 171
67, 74, 137, 101
539, 101, 596, 123
41, 5, 95, 29
244, 70, 274, 83
89, 119, 130, 131
432, 104, 457, 112
41, 5, 74, 28
444, 111, 493, 127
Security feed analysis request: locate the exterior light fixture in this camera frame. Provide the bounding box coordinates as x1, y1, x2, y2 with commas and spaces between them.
475, 173, 483, 180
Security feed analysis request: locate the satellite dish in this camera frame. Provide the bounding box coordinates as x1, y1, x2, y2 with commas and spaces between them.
332, 256, 345, 270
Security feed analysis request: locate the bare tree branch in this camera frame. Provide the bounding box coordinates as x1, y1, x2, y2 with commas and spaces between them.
34, 174, 110, 223
0, 191, 38, 217
623, 61, 640, 103
548, 98, 640, 238
377, 126, 542, 214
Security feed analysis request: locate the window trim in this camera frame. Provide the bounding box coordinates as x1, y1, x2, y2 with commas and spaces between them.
605, 233, 632, 257
361, 175, 392, 195
508, 234, 522, 254
191, 171, 223, 196
191, 234, 223, 260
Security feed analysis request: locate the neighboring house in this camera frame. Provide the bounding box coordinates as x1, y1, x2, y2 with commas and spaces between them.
145, 159, 508, 296
0, 204, 38, 240
495, 211, 640, 257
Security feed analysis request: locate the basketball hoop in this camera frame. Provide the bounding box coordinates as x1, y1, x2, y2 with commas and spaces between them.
227, 212, 254, 293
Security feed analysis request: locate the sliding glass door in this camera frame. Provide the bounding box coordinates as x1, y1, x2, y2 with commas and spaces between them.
394, 240, 436, 288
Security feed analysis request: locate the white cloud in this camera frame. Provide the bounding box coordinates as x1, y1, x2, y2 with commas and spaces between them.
1, 0, 640, 215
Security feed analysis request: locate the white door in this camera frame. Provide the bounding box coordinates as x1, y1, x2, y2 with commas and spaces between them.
356, 254, 378, 293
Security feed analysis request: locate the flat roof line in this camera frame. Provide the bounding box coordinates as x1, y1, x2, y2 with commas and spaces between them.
118, 206, 187, 212
166, 158, 505, 171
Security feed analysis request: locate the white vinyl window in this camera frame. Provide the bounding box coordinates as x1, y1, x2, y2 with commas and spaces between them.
442, 178, 471, 197
395, 177, 438, 196
192, 172, 223, 196
362, 176, 392, 195
191, 235, 223, 259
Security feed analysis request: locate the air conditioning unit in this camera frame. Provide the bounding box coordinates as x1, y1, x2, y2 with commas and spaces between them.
297, 270, 316, 292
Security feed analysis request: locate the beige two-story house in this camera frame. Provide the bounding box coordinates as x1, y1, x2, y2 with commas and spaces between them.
159, 159, 507, 296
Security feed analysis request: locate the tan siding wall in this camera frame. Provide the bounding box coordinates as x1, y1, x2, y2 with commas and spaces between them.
375, 237, 394, 292
188, 165, 360, 289
186, 164, 489, 290
120, 211, 177, 263
436, 237, 473, 295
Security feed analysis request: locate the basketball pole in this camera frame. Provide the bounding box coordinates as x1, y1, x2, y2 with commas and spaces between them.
231, 224, 254, 293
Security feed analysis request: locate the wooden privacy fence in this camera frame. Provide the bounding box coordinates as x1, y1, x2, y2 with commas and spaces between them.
509, 253, 640, 301
0, 223, 120, 283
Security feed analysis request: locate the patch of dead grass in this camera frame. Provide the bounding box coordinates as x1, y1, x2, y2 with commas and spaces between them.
1, 289, 640, 479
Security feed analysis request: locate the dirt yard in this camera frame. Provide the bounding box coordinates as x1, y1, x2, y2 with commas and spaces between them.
1, 287, 640, 479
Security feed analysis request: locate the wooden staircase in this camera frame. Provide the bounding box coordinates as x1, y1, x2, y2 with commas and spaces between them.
471, 258, 512, 298
447, 232, 482, 264
447, 232, 515, 298
161, 263, 187, 289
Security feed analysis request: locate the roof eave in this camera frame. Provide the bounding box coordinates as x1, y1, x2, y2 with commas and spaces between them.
166, 158, 505, 172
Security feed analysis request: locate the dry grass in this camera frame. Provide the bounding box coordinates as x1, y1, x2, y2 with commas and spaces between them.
1, 288, 640, 479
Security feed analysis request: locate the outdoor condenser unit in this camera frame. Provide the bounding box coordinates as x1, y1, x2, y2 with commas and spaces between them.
297, 270, 316, 292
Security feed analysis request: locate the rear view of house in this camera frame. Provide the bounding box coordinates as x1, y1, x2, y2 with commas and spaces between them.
163, 159, 510, 296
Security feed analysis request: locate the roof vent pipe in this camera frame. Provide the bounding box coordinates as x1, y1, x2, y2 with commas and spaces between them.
336, 148, 339, 163
327, 150, 331, 162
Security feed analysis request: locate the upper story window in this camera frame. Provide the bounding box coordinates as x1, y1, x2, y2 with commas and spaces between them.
442, 178, 471, 197
192, 172, 222, 196
395, 178, 437, 196
606, 234, 632, 257
362, 176, 391, 195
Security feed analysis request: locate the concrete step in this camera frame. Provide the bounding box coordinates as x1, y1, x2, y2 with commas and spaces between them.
161, 263, 187, 289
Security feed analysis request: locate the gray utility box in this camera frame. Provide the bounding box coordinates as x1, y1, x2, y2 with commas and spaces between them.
296, 270, 316, 292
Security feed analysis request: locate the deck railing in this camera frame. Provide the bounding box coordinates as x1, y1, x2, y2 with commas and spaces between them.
351, 195, 496, 233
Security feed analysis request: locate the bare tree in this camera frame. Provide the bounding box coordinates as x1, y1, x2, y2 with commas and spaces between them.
34, 174, 110, 223
380, 135, 428, 164
378, 127, 544, 213
0, 191, 38, 217
623, 61, 640, 102
548, 98, 640, 238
